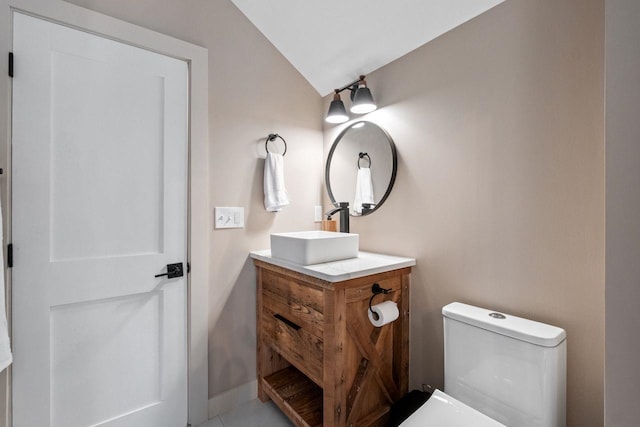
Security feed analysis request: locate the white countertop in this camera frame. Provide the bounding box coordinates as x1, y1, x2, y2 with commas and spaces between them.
250, 250, 416, 282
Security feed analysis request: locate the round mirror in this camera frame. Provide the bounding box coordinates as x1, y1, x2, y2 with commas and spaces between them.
325, 121, 397, 216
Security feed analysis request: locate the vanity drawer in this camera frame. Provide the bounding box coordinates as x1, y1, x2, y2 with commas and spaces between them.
261, 306, 324, 388
261, 270, 324, 339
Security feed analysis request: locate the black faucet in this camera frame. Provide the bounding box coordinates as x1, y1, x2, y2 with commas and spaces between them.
326, 202, 350, 233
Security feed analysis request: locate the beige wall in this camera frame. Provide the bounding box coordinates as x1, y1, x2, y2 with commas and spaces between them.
64, 0, 325, 399
605, 0, 640, 426
324, 1, 605, 425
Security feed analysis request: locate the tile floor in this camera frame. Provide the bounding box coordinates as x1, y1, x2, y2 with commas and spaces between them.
196, 399, 293, 427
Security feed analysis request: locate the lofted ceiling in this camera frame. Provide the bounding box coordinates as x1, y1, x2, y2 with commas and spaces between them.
230, 0, 505, 96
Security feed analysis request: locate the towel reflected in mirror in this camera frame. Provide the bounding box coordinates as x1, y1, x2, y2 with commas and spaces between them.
354, 167, 374, 214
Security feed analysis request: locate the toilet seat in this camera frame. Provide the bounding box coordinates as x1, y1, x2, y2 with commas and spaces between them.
400, 390, 507, 427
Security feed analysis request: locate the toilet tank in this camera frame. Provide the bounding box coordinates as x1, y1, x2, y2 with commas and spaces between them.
443, 302, 566, 427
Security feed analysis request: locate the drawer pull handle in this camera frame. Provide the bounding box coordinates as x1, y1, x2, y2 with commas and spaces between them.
274, 314, 301, 331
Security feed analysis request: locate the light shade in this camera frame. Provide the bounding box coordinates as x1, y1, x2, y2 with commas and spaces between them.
325, 93, 349, 123
350, 84, 377, 114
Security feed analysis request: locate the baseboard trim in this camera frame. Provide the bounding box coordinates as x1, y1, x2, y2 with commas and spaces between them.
208, 379, 258, 419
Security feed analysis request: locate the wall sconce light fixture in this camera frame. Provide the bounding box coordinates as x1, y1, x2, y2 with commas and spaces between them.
325, 75, 377, 124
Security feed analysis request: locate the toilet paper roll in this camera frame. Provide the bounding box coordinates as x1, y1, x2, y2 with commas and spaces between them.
368, 300, 399, 327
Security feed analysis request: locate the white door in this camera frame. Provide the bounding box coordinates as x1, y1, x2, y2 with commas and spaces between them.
11, 12, 188, 427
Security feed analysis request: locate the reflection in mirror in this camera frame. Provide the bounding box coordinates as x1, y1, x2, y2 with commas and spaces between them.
325, 121, 397, 216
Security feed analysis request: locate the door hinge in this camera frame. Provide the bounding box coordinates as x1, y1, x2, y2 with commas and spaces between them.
187, 262, 190, 274
8, 52, 13, 78
7, 244, 13, 268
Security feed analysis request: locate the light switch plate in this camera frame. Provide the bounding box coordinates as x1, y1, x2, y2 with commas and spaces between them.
314, 205, 323, 222
215, 207, 244, 229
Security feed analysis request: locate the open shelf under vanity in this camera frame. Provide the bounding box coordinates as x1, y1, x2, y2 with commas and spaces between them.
262, 366, 323, 427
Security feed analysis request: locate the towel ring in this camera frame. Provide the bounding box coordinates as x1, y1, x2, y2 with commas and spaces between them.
357, 152, 371, 169
265, 133, 287, 156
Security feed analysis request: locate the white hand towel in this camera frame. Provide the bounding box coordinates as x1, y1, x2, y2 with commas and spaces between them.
264, 152, 291, 212
354, 167, 375, 214
0, 202, 12, 372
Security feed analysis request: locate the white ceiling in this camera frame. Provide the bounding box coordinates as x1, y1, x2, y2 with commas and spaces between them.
230, 0, 505, 96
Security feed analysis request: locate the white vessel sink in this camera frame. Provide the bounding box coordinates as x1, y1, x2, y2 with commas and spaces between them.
270, 231, 359, 265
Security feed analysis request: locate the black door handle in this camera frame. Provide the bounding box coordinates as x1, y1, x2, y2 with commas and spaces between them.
155, 262, 184, 279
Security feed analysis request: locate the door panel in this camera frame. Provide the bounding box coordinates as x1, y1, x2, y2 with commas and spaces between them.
50, 50, 166, 261
12, 12, 188, 427
50, 292, 163, 427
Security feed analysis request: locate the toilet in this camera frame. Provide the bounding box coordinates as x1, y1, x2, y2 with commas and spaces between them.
402, 302, 566, 427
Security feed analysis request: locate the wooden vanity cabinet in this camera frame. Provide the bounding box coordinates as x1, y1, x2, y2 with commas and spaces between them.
254, 260, 411, 427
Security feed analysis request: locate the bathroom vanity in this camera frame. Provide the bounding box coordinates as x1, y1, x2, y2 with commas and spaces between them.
251, 250, 415, 427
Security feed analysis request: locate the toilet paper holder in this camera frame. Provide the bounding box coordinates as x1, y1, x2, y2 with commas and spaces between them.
369, 283, 394, 321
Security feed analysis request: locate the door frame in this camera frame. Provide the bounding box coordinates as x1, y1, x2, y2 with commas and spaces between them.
0, 1, 210, 426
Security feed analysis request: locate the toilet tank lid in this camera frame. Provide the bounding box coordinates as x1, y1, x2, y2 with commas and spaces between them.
442, 302, 566, 347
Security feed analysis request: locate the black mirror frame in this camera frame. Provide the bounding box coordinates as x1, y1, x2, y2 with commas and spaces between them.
325, 121, 398, 217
